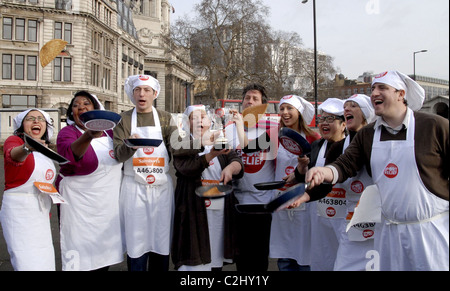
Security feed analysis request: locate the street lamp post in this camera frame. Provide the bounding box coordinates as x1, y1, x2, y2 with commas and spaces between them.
413, 49, 427, 81
302, 0, 318, 127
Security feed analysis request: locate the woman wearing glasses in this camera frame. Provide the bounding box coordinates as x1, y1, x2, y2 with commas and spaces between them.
0, 109, 57, 270
332, 94, 376, 271
292, 98, 347, 271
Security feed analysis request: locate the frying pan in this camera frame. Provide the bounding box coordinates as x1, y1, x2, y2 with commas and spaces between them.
195, 184, 233, 199
24, 134, 70, 165
79, 110, 122, 131
235, 183, 309, 214
123, 138, 163, 148
278, 127, 311, 156
253, 180, 286, 190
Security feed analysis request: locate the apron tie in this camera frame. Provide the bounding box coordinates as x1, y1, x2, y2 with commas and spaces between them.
384, 211, 449, 226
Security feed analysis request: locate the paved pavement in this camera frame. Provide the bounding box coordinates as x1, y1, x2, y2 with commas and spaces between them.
0, 151, 277, 271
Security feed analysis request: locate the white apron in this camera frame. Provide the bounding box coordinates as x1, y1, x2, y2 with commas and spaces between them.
0, 151, 56, 271
59, 129, 124, 271
269, 141, 311, 266
310, 140, 345, 271
371, 109, 449, 271
226, 122, 276, 204
334, 135, 376, 271
179, 145, 227, 271
121, 108, 174, 258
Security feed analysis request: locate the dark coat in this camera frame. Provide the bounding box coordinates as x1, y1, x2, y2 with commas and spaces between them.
294, 138, 342, 201
171, 144, 244, 269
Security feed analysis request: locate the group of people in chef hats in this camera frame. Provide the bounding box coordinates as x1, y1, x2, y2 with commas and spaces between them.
1, 70, 448, 271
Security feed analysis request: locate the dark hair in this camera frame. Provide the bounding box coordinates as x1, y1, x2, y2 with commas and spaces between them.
242, 83, 268, 104
66, 90, 101, 125
14, 110, 52, 145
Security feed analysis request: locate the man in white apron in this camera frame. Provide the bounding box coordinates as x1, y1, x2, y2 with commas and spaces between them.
113, 75, 177, 271
305, 71, 449, 271
224, 83, 278, 271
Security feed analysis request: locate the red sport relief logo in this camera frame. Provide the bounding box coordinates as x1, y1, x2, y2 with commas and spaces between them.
326, 207, 336, 217
351, 180, 364, 194
384, 163, 398, 178
374, 71, 388, 79
363, 229, 375, 239
240, 150, 265, 174
139, 75, 150, 81
45, 169, 54, 181
285, 166, 294, 176
143, 147, 154, 155
146, 175, 155, 184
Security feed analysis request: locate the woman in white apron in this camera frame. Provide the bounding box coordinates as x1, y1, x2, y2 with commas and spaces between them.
173, 105, 243, 271
0, 109, 56, 271
309, 98, 347, 271
56, 91, 124, 271
371, 108, 449, 271
120, 107, 174, 270
334, 95, 376, 271
269, 95, 320, 271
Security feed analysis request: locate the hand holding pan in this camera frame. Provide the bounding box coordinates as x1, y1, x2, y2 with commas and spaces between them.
278, 127, 311, 156
195, 184, 233, 199
235, 183, 309, 214
79, 110, 122, 131
23, 134, 69, 165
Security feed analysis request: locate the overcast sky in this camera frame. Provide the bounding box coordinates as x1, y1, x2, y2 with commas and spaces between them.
168, 0, 449, 81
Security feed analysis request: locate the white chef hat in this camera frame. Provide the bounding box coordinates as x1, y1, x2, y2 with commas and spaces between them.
182, 105, 207, 132
319, 98, 345, 116
124, 74, 161, 104
371, 70, 425, 111
279, 95, 315, 125
13, 108, 54, 139
183, 105, 206, 117
344, 94, 376, 123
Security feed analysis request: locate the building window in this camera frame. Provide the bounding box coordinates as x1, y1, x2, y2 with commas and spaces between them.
55, 22, 62, 39
54, 57, 72, 82
15, 18, 25, 41
2, 17, 13, 40
64, 23, 72, 43
27, 56, 37, 80
28, 20, 38, 42
91, 63, 99, 87
55, 22, 72, 43
15, 55, 25, 80
2, 54, 12, 79
2, 95, 37, 108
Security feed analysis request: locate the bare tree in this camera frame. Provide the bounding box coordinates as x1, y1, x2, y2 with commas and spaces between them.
171, 0, 271, 103
170, 0, 338, 104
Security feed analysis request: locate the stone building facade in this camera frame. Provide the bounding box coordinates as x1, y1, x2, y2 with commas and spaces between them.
0, 0, 194, 126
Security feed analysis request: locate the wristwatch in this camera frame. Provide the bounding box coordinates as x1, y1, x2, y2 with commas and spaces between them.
23, 144, 32, 155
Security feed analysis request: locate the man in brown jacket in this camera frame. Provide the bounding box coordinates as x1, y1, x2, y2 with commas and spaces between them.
305, 71, 449, 271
